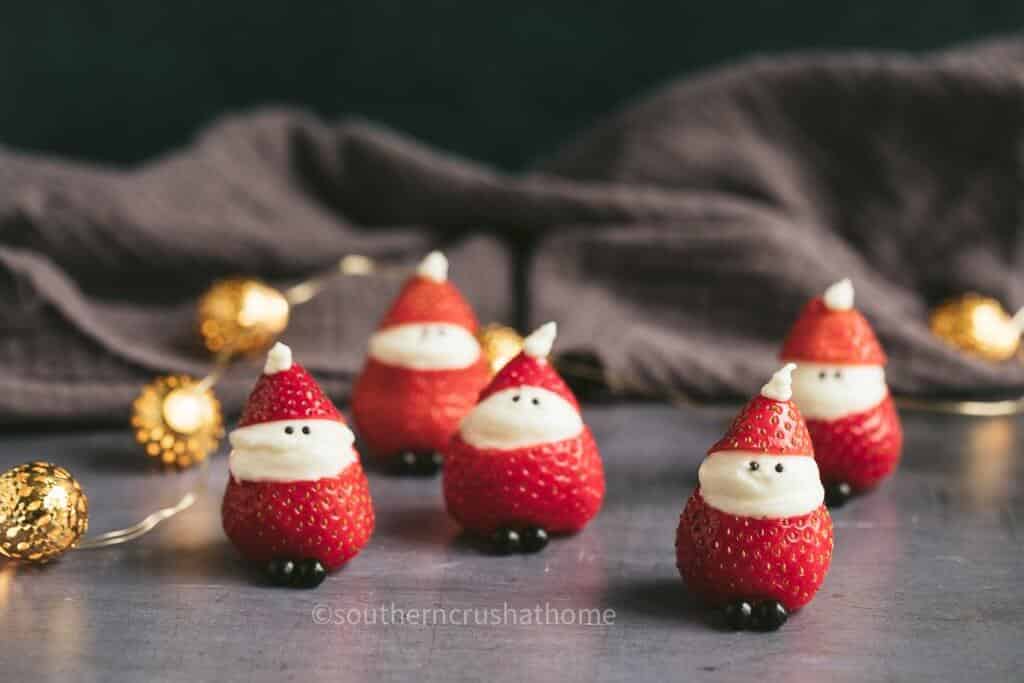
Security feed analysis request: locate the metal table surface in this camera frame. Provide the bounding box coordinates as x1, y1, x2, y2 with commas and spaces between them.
1, 403, 1021, 682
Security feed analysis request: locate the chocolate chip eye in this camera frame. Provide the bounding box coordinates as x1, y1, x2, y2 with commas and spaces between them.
834, 370, 842, 379
818, 371, 827, 380
512, 395, 520, 402
775, 463, 784, 473
749, 461, 760, 471
302, 426, 311, 435
531, 398, 540, 406
284, 426, 294, 435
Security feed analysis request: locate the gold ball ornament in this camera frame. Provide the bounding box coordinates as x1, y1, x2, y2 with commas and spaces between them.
0, 462, 88, 562
477, 324, 525, 376
930, 294, 1024, 362
197, 278, 290, 355
131, 375, 224, 468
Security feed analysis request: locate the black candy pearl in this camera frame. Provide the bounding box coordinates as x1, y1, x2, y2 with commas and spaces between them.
393, 452, 442, 476
824, 482, 853, 508
293, 559, 328, 589
490, 528, 522, 555
414, 452, 444, 476
519, 527, 549, 553
722, 601, 753, 630
752, 600, 789, 631
394, 452, 420, 476
266, 558, 296, 587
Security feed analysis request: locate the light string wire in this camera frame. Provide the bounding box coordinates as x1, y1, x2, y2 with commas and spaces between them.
76, 460, 209, 550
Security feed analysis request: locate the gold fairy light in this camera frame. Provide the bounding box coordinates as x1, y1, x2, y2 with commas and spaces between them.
930, 293, 1024, 362
131, 375, 223, 468
197, 278, 290, 355
0, 462, 89, 562
477, 324, 524, 375
196, 256, 387, 356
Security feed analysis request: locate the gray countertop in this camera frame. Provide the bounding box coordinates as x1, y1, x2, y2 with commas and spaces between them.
1, 403, 1021, 682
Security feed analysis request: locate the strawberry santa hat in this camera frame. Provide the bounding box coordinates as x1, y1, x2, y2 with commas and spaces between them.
443, 322, 604, 548
780, 278, 885, 366
708, 362, 813, 456
377, 251, 479, 332
677, 364, 832, 628
476, 322, 579, 411
351, 250, 490, 466
223, 342, 374, 586
236, 342, 345, 427
778, 279, 901, 500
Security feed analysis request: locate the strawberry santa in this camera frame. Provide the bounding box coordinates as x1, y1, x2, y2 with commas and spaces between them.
443, 322, 605, 554
780, 278, 903, 506
222, 342, 374, 588
676, 364, 833, 631
351, 251, 490, 475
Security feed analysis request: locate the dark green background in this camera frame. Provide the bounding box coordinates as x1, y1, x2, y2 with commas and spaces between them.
1, 1, 1020, 169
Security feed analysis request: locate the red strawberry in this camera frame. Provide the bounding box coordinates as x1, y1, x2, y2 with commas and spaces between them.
443, 429, 604, 535
779, 280, 902, 494
675, 490, 833, 611
222, 463, 374, 570
806, 395, 902, 492
677, 364, 831, 617
221, 342, 375, 573
350, 251, 489, 460
351, 358, 490, 458
441, 323, 605, 539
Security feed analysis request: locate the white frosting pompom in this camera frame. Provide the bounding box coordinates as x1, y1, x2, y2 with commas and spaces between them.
523, 322, 557, 358
264, 342, 293, 374
761, 363, 796, 401
417, 251, 449, 282
823, 278, 854, 311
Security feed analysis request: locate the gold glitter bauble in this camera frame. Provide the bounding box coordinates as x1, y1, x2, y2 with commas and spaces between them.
131, 375, 224, 468
930, 294, 1024, 362
0, 462, 88, 562
477, 324, 524, 375
198, 278, 290, 354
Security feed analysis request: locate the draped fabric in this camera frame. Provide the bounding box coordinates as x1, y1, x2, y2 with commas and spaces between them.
3, 37, 1023, 424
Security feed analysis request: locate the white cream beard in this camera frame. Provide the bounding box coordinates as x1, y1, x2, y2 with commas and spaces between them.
789, 362, 887, 420
229, 419, 357, 483
699, 451, 824, 518
460, 387, 583, 450
368, 323, 480, 370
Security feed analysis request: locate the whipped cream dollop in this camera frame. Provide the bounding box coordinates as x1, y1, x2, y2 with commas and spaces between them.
761, 363, 796, 401
699, 451, 824, 518
417, 250, 449, 282
459, 386, 583, 450
229, 419, 357, 483
523, 321, 556, 358
790, 362, 887, 420
264, 342, 292, 374
823, 278, 855, 310
368, 323, 481, 370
